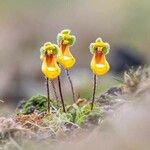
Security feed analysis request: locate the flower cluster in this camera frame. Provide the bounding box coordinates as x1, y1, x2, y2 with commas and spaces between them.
39, 29, 110, 112
40, 29, 76, 79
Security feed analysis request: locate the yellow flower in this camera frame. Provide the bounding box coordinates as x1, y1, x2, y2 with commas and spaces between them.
90, 38, 110, 76
40, 42, 61, 79
57, 29, 76, 69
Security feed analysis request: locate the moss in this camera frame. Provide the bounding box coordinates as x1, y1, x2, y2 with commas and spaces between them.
21, 95, 59, 114
65, 103, 101, 126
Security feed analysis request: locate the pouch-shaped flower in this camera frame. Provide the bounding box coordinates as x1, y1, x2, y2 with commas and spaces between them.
57, 29, 76, 69
90, 38, 110, 76
40, 42, 61, 79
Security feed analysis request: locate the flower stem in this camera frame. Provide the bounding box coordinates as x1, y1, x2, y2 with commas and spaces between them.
46, 77, 50, 114
91, 74, 97, 110
66, 69, 76, 103
50, 80, 59, 103
57, 76, 66, 112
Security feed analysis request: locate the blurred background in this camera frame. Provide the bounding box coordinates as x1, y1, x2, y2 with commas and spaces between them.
0, 0, 149, 107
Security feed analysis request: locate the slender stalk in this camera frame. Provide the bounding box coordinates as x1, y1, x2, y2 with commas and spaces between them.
50, 80, 59, 103
66, 69, 76, 103
91, 74, 97, 110
57, 76, 66, 112
46, 77, 50, 114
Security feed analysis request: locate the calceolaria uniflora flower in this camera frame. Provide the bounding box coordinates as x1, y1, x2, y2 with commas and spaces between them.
40, 42, 61, 79
57, 29, 76, 69
90, 37, 110, 110
40, 42, 61, 113
90, 38, 110, 76
57, 29, 76, 103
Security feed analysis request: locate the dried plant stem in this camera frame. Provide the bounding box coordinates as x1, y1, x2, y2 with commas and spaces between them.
91, 74, 97, 110
46, 77, 51, 114
58, 76, 66, 112
50, 80, 59, 103
66, 69, 76, 103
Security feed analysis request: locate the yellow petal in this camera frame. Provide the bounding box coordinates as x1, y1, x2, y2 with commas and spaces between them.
58, 45, 75, 69
42, 54, 61, 79
90, 51, 110, 76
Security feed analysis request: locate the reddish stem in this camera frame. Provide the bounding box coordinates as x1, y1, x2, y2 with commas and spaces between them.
58, 76, 66, 112
91, 74, 97, 110
46, 77, 50, 114
66, 69, 76, 103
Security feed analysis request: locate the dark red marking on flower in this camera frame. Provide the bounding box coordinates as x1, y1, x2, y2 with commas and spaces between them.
46, 54, 54, 67
61, 43, 67, 54
95, 50, 105, 64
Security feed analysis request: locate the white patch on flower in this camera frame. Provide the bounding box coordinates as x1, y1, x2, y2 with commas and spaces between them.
63, 56, 71, 61
96, 64, 105, 68
48, 67, 56, 71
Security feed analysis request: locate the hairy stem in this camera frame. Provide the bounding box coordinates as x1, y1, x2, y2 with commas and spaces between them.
58, 76, 66, 112
91, 74, 97, 110
50, 80, 59, 103
46, 77, 50, 113
66, 69, 76, 103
